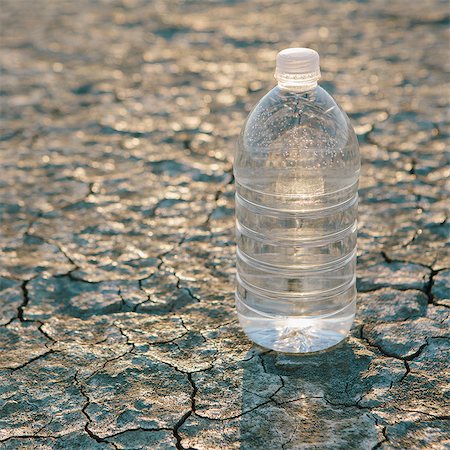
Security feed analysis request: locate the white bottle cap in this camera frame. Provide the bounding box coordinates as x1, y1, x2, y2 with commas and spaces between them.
275, 48, 321, 85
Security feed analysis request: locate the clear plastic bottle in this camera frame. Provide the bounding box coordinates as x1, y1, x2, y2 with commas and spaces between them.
234, 48, 360, 353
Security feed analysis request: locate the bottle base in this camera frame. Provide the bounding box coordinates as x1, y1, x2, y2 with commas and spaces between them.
236, 298, 355, 354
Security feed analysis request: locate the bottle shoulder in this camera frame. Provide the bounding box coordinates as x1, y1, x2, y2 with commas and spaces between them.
235, 85, 360, 196
236, 85, 359, 163
253, 85, 341, 116
242, 86, 355, 147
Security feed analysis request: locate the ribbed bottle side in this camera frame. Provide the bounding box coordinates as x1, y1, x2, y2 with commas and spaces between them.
235, 181, 358, 318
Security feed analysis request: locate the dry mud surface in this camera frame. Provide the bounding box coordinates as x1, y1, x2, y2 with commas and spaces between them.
0, 0, 449, 449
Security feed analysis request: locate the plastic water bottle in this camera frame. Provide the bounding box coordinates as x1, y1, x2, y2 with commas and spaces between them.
234, 48, 360, 353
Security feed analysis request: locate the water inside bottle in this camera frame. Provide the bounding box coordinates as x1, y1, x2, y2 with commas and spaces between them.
236, 292, 356, 353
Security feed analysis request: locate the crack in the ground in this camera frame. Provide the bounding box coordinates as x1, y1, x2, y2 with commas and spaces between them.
392, 406, 450, 421
116, 286, 138, 312
18, 280, 31, 322
0, 278, 64, 386
361, 264, 448, 311
371, 422, 389, 450
37, 322, 56, 343
163, 234, 200, 303
153, 349, 216, 375
13, 279, 56, 344
138, 353, 286, 429
117, 286, 127, 309
203, 169, 234, 234
432, 301, 450, 310
398, 360, 410, 383
23, 211, 44, 238
275, 395, 324, 406
194, 398, 274, 422
0, 434, 59, 443
206, 318, 239, 331
178, 316, 190, 333
135, 279, 152, 312
134, 235, 189, 311
55, 182, 96, 212
358, 276, 449, 310
365, 253, 448, 303
47, 240, 79, 271
424, 269, 438, 305
408, 157, 417, 176
257, 353, 286, 406
33, 417, 54, 437
358, 284, 426, 295
190, 358, 286, 423
258, 353, 268, 374
146, 328, 192, 347
7, 349, 56, 371
175, 275, 201, 303
360, 326, 430, 382
83, 324, 137, 381
102, 426, 173, 440
281, 424, 298, 450
323, 394, 373, 411
64, 271, 98, 283
173, 372, 198, 450
379, 250, 437, 272
74, 371, 118, 449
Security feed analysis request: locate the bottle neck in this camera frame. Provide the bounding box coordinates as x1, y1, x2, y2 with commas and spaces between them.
275, 70, 320, 92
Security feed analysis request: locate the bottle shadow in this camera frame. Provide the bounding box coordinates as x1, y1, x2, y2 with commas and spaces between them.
238, 337, 379, 449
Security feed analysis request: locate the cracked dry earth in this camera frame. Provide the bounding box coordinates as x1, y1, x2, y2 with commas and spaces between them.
0, 0, 449, 449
